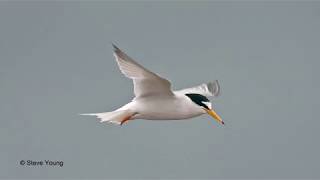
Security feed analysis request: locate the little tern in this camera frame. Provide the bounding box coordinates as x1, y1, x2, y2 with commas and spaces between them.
81, 44, 224, 125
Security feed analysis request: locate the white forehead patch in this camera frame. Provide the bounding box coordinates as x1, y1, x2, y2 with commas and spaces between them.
202, 101, 212, 109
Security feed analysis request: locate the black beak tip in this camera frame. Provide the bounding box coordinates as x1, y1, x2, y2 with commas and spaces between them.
112, 43, 120, 51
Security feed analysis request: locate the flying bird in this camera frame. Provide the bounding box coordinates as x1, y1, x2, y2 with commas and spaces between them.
81, 44, 224, 125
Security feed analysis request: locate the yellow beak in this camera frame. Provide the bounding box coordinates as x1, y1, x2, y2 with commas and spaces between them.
204, 108, 224, 125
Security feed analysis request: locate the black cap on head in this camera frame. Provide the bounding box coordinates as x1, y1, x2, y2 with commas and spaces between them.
185, 93, 210, 109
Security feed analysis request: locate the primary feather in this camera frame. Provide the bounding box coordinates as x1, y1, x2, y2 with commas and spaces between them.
113, 44, 173, 98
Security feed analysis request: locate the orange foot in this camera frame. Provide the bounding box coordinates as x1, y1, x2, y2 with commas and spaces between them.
120, 116, 132, 126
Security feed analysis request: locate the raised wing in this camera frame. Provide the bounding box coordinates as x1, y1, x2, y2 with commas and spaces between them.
174, 80, 221, 98
112, 44, 173, 98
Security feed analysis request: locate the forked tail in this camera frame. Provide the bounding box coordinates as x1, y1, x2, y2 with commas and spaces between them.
80, 110, 135, 125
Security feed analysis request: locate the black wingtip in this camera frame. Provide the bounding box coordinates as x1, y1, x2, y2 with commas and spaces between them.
112, 43, 120, 51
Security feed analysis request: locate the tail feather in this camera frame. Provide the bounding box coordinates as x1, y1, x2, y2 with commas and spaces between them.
80, 110, 134, 125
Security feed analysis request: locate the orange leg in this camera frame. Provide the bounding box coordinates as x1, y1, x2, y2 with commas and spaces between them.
120, 115, 132, 125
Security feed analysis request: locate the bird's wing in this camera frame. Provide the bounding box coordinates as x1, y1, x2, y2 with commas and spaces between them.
174, 80, 221, 98
112, 44, 173, 98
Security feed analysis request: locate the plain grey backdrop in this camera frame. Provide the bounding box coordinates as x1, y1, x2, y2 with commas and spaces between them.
1, 1, 320, 179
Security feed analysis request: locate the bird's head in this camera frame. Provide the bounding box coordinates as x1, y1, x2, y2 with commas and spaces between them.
185, 93, 224, 125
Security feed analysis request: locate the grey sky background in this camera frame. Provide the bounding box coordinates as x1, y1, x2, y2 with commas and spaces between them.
1, 1, 320, 179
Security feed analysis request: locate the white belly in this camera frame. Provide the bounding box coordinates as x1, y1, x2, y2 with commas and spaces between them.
127, 94, 205, 120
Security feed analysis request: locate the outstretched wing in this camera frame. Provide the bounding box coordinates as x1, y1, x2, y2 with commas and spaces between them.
174, 80, 221, 98
112, 44, 173, 98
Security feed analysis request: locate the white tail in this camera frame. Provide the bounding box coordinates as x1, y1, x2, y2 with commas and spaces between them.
80, 110, 135, 125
